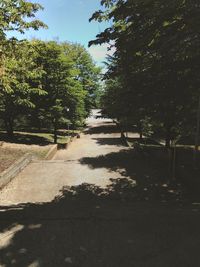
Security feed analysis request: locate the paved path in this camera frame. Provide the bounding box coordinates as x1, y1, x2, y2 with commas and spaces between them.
1, 111, 200, 267
0, 111, 129, 205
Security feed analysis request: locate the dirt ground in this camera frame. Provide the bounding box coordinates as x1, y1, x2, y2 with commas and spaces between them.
0, 147, 25, 173
0, 143, 52, 173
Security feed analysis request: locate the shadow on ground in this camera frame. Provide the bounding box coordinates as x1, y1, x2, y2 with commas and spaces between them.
0, 132, 51, 146
80, 142, 200, 202
1, 123, 200, 266
80, 148, 182, 202
86, 123, 120, 135
127, 137, 163, 146
92, 137, 124, 147
1, 182, 200, 267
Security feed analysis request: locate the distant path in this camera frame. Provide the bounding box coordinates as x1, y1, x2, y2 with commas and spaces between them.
0, 110, 129, 205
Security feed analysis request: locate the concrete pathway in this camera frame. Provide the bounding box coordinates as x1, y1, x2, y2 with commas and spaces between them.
0, 110, 129, 205
1, 110, 200, 267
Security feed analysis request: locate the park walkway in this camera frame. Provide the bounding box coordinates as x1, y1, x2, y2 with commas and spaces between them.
0, 110, 129, 205
1, 110, 200, 267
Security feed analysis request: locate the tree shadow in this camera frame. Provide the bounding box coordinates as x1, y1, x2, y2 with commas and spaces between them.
80, 148, 182, 202
0, 132, 51, 146
128, 137, 163, 146
1, 123, 200, 266
1, 182, 200, 266
86, 124, 120, 135
92, 137, 124, 147
80, 147, 200, 202
177, 136, 195, 146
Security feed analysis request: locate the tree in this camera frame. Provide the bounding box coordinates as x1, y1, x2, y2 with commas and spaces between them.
31, 41, 74, 143
29, 41, 88, 143
0, 1, 102, 141
90, 0, 200, 147
0, 40, 46, 136
0, 0, 46, 136
61, 43, 102, 115
0, 0, 46, 39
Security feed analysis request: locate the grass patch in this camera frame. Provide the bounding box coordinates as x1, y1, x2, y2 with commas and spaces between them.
0, 145, 52, 174
0, 130, 73, 173
0, 147, 25, 173
0, 131, 70, 145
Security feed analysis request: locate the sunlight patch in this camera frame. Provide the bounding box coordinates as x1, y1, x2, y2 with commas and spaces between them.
0, 225, 24, 248
28, 224, 41, 230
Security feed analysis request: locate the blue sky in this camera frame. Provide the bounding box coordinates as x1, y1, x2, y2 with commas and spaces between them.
7, 0, 115, 67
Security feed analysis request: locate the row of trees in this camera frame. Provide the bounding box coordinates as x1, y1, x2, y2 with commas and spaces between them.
90, 0, 200, 148
0, 0, 101, 143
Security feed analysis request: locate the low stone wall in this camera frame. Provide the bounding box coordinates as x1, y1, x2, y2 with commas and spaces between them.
45, 134, 80, 158
57, 141, 70, 150
57, 134, 80, 150
0, 153, 33, 189
45, 144, 58, 160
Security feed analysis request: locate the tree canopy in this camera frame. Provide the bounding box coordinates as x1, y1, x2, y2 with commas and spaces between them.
0, 0, 102, 142
90, 0, 200, 147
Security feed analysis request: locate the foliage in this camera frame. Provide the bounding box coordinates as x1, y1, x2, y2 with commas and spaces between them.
90, 0, 200, 147
0, 1, 101, 142
0, 39, 101, 141
0, 0, 46, 136
27, 40, 100, 142
0, 0, 46, 35
61, 43, 102, 114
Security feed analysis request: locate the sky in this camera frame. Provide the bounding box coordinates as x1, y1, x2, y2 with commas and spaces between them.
7, 0, 115, 67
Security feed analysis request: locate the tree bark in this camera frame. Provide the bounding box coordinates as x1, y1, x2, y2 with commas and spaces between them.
4, 117, 14, 138
165, 137, 171, 148
53, 119, 58, 144
138, 122, 143, 140
194, 95, 200, 167
139, 131, 143, 140
165, 125, 171, 148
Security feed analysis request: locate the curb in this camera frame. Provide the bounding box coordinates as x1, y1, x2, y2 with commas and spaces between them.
0, 153, 33, 189
57, 134, 80, 150
45, 144, 58, 160
46, 133, 81, 159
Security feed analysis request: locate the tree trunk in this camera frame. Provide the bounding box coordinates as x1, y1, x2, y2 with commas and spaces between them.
138, 122, 143, 140
5, 117, 14, 138
194, 95, 200, 168
165, 125, 171, 148
172, 145, 177, 182
165, 137, 171, 148
168, 142, 177, 183
139, 131, 143, 140
53, 119, 58, 144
